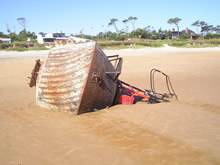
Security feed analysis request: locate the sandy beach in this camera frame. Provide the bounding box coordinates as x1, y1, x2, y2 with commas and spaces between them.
0, 46, 220, 164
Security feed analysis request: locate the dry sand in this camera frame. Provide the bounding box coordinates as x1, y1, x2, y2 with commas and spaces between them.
0, 47, 220, 165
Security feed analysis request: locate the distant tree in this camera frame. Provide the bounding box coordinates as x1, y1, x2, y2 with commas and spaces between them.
158, 28, 163, 35
17, 30, 28, 41
8, 33, 18, 42
201, 24, 213, 34
17, 17, 27, 33
39, 32, 45, 36
26, 31, 36, 39
158, 28, 165, 39
108, 18, 119, 33
107, 31, 117, 40
0, 32, 4, 37
10, 30, 36, 42
214, 25, 220, 33
204, 33, 220, 39
163, 30, 172, 39
105, 31, 113, 38
144, 25, 154, 32
130, 28, 148, 38
191, 20, 200, 34
179, 34, 190, 40
19, 30, 26, 35
128, 16, 138, 31
97, 32, 105, 39
167, 17, 182, 38
199, 21, 208, 29
79, 29, 84, 38
5, 22, 11, 34
192, 20, 210, 35
122, 19, 129, 33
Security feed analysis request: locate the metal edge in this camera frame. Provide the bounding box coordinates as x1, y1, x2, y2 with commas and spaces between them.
75, 42, 97, 115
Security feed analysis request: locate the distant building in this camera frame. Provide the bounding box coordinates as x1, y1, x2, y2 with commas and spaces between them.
37, 31, 91, 44
171, 28, 199, 40
37, 31, 68, 44
69, 36, 91, 43
0, 38, 11, 43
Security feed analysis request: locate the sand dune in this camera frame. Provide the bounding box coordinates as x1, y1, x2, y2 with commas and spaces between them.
0, 47, 220, 164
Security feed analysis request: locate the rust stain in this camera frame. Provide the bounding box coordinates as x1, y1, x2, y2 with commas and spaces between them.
36, 42, 122, 114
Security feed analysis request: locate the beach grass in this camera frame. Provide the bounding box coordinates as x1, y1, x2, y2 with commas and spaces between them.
98, 39, 220, 49
1, 39, 220, 51
4, 47, 50, 51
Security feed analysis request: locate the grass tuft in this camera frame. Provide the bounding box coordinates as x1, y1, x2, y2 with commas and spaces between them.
6, 47, 50, 51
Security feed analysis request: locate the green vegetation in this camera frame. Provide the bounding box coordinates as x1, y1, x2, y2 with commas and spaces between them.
5, 47, 49, 51
204, 33, 220, 39
0, 42, 49, 51
1, 30, 37, 42
84, 17, 220, 49
100, 45, 146, 50
1, 16, 220, 51
97, 39, 220, 49
98, 40, 163, 49
167, 17, 182, 38
168, 39, 220, 48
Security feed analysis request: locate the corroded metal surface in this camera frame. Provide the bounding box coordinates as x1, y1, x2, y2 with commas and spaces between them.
77, 45, 119, 114
36, 42, 121, 114
28, 59, 42, 87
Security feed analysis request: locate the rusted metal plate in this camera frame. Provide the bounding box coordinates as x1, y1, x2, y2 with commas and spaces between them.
36, 42, 121, 114
77, 45, 119, 114
28, 59, 42, 87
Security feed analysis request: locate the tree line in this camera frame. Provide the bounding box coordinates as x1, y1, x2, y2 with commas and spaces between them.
78, 16, 220, 41
0, 17, 36, 42
168, 17, 220, 38
1, 16, 220, 43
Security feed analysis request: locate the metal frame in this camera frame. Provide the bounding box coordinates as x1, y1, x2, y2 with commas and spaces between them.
105, 55, 123, 81
150, 69, 178, 101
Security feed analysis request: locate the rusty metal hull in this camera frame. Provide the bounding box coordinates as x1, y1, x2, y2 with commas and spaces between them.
36, 42, 118, 114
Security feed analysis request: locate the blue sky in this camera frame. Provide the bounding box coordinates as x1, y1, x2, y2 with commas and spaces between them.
0, 0, 219, 35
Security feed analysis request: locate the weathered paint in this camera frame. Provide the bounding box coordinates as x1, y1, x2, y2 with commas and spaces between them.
36, 42, 120, 114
